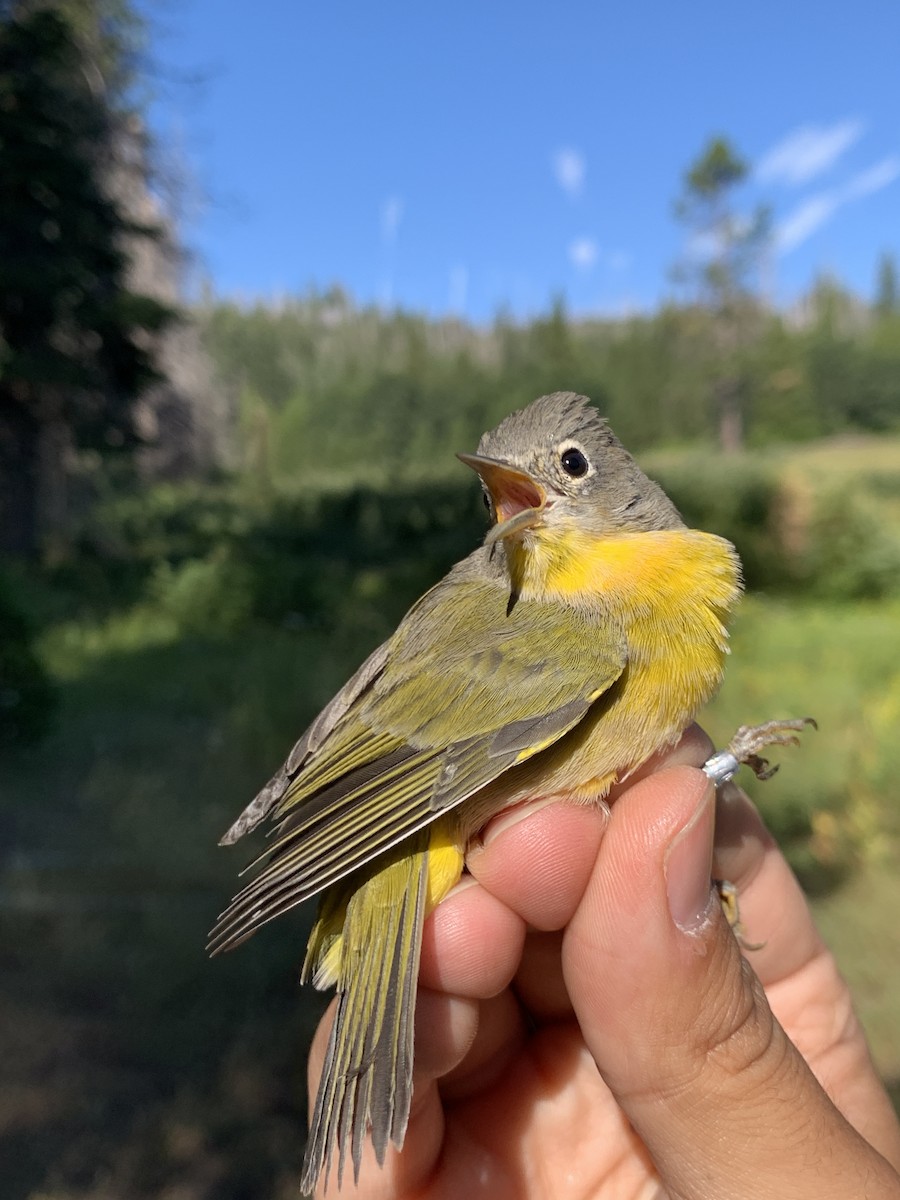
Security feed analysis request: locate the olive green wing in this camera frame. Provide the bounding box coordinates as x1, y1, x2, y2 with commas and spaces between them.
209, 557, 626, 953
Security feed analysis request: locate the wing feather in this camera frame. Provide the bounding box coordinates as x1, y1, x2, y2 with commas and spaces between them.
218, 641, 391, 845
211, 549, 628, 951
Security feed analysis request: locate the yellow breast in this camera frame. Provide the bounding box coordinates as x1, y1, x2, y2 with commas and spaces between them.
462, 525, 742, 825
545, 526, 740, 692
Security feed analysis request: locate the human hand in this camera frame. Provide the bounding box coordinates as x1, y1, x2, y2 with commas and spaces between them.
307, 726, 900, 1198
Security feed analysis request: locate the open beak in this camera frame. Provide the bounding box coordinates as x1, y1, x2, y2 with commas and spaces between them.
457, 452, 548, 545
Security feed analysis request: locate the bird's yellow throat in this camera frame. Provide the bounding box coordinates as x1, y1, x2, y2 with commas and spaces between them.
505, 524, 740, 618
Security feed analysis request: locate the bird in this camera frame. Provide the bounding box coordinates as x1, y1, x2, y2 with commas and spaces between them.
209, 391, 802, 1193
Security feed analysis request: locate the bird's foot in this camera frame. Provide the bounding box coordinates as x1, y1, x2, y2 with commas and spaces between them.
714, 878, 764, 950
702, 717, 816, 787
704, 718, 815, 951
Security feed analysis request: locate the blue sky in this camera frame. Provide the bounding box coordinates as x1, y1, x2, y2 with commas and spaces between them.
148, 0, 900, 321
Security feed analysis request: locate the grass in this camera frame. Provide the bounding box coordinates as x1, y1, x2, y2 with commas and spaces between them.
813, 859, 900, 1083
703, 596, 900, 878
701, 595, 900, 1081
1, 621, 345, 1200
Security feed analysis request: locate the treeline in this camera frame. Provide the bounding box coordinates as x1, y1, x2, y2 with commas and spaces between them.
200, 272, 900, 487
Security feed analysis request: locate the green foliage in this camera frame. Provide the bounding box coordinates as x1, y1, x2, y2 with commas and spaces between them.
683, 134, 748, 197
146, 552, 256, 637
703, 597, 900, 893
198, 282, 900, 495
0, 618, 327, 1199
673, 134, 769, 301
76, 481, 254, 600
671, 135, 772, 452
0, 570, 57, 746
41, 475, 485, 649
807, 333, 900, 434
0, 4, 172, 401
0, 3, 175, 555
47, 430, 900, 649
875, 252, 899, 318
802, 490, 900, 600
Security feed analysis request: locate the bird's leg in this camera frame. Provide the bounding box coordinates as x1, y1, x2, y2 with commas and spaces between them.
703, 717, 817, 788
702, 718, 816, 948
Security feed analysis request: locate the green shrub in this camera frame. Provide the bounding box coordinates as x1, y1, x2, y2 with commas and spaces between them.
69, 477, 484, 634
146, 551, 255, 637
226, 481, 484, 633
801, 490, 900, 600
0, 572, 56, 746
87, 482, 251, 566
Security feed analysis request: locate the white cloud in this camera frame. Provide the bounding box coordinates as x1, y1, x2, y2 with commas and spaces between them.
757, 119, 863, 186
553, 147, 586, 198
566, 242, 631, 272
381, 195, 404, 243
775, 194, 840, 252
568, 237, 598, 270
775, 153, 900, 253
844, 155, 900, 198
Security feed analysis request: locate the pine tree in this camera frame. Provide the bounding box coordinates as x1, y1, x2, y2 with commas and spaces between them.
0, 3, 175, 556
874, 252, 899, 318
673, 136, 770, 451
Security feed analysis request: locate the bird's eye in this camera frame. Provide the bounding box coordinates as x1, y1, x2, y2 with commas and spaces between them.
560, 447, 589, 477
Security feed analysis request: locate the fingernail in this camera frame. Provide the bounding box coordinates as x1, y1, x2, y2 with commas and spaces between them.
479, 797, 561, 848
665, 781, 716, 933
444, 874, 479, 900
478, 796, 581, 849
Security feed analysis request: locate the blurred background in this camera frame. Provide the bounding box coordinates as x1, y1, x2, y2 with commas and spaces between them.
2, 0, 899, 1196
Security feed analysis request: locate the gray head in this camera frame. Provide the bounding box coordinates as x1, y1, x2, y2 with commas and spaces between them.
460, 392, 684, 541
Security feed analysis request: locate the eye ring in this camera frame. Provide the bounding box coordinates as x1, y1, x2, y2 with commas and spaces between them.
560, 446, 589, 478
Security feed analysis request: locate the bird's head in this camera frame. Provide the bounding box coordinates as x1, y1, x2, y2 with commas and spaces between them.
458, 391, 684, 547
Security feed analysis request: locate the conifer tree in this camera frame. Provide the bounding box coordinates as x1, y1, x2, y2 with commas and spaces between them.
0, 2, 174, 555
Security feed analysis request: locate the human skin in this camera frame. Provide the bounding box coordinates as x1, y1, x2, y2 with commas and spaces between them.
307, 725, 900, 1199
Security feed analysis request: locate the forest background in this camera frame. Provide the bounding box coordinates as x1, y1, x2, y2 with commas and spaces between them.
2, 2, 900, 1198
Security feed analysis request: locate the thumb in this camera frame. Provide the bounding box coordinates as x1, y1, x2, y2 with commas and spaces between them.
562, 765, 891, 1200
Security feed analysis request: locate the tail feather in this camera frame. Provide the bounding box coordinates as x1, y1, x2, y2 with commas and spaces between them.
300, 835, 430, 1194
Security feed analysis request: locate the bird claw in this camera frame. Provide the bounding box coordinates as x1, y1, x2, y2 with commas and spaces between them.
727, 717, 817, 780
715, 879, 765, 951
703, 717, 816, 787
